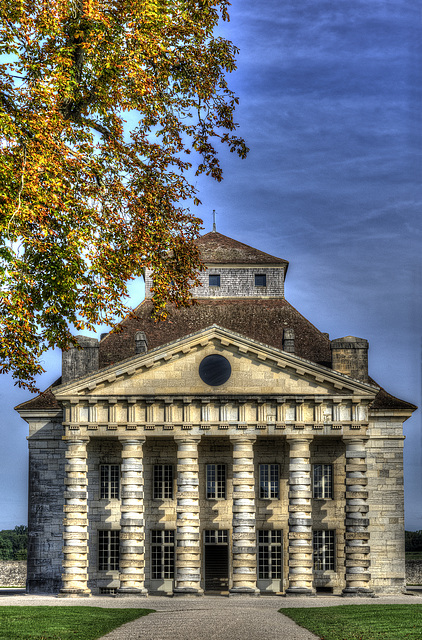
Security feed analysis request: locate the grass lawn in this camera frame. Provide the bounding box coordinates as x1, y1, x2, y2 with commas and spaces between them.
0, 606, 154, 640
281, 604, 422, 640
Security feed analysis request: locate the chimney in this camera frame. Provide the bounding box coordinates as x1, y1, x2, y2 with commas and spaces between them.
330, 336, 369, 382
135, 331, 148, 355
283, 328, 295, 354
62, 336, 99, 383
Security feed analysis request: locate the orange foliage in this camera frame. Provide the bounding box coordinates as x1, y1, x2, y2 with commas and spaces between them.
0, 0, 247, 390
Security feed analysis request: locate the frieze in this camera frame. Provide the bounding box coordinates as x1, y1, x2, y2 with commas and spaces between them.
62, 421, 369, 438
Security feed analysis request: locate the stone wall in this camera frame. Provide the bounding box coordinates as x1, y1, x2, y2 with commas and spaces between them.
0, 561, 26, 587
367, 419, 406, 594
145, 266, 285, 299
406, 559, 422, 585
27, 418, 66, 594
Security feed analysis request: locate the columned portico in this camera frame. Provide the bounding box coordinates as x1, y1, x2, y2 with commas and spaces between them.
342, 437, 373, 596
174, 436, 203, 595
229, 435, 259, 596
286, 436, 314, 596
60, 437, 91, 597
117, 438, 148, 596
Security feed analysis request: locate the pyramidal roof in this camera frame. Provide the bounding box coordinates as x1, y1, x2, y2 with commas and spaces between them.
196, 231, 288, 267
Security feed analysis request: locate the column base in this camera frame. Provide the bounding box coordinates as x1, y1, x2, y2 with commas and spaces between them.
285, 587, 315, 597
342, 587, 376, 598
173, 587, 204, 596
229, 587, 260, 597
116, 587, 148, 597
58, 589, 91, 598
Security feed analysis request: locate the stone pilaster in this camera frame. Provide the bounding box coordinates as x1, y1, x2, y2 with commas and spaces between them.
342, 437, 373, 596
117, 438, 147, 596
229, 436, 259, 596
286, 436, 314, 596
59, 437, 91, 597
174, 436, 203, 595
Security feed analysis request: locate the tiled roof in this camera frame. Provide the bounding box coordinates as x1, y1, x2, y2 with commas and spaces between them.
369, 383, 417, 412
196, 232, 289, 266
99, 298, 331, 369
15, 381, 62, 411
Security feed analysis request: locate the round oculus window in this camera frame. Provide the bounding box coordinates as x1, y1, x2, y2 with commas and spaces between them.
199, 354, 231, 386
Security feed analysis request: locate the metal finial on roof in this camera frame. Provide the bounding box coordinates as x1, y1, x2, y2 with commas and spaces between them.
212, 209, 216, 232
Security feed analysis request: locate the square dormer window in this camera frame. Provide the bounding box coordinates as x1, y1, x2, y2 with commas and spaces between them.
209, 274, 220, 287
255, 274, 266, 287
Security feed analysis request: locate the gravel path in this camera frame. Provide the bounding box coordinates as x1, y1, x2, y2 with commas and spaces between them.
0, 591, 420, 640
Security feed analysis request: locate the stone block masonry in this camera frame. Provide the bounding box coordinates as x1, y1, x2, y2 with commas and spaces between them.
0, 562, 26, 587
27, 420, 65, 594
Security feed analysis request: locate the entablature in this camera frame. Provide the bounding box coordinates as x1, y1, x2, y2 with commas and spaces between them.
60, 394, 371, 427
61, 393, 372, 440
62, 421, 369, 439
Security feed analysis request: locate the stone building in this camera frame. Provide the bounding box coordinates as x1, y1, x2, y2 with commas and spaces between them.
16, 231, 416, 596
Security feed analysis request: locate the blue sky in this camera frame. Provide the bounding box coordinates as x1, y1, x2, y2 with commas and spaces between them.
1, 0, 421, 530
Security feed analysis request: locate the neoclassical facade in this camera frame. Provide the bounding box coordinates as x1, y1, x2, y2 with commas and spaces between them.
16, 231, 415, 596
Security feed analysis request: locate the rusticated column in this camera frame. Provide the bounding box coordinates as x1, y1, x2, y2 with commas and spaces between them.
117, 438, 147, 596
286, 436, 314, 596
229, 435, 259, 596
59, 437, 91, 597
173, 436, 203, 595
342, 437, 373, 596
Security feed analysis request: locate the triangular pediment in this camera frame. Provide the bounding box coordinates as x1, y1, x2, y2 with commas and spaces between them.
53, 325, 378, 401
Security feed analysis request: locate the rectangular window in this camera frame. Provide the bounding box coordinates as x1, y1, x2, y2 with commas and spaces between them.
100, 464, 120, 499
153, 464, 173, 499
98, 530, 120, 571
313, 464, 333, 499
206, 464, 226, 499
259, 464, 279, 499
258, 530, 282, 579
204, 530, 228, 544
255, 274, 267, 287
151, 530, 175, 579
209, 274, 220, 287
313, 530, 335, 571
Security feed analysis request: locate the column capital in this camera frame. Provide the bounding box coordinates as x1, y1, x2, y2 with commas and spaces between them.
285, 434, 313, 442
118, 436, 146, 446
229, 434, 257, 444
62, 436, 90, 444
343, 435, 369, 446
174, 435, 202, 445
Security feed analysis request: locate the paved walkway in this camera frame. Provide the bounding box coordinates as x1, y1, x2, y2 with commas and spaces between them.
0, 592, 421, 640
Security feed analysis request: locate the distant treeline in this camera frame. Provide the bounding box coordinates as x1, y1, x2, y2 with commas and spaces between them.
0, 526, 27, 560
405, 530, 422, 552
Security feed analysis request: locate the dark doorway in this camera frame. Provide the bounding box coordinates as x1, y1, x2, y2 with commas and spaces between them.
204, 545, 229, 591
